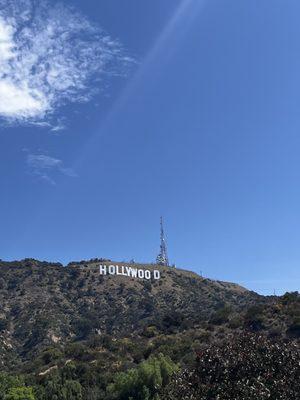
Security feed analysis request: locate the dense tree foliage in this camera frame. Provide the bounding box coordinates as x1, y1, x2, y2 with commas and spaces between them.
108, 354, 178, 400
162, 333, 300, 400
1, 335, 299, 399
4, 387, 35, 400
0, 355, 177, 400
0, 374, 35, 400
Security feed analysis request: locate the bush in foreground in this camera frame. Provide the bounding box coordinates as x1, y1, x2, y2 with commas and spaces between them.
162, 333, 300, 400
108, 354, 178, 400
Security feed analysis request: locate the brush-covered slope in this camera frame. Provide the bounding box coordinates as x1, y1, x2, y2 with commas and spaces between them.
0, 259, 298, 375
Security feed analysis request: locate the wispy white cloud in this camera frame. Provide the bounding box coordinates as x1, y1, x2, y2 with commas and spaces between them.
27, 153, 77, 185
0, 0, 133, 126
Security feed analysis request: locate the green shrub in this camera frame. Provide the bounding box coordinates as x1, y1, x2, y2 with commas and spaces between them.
0, 374, 34, 400
0, 319, 8, 332
281, 292, 299, 305
210, 305, 231, 325
244, 305, 265, 331
162, 334, 300, 400
4, 387, 35, 400
287, 318, 300, 338
41, 348, 63, 365
108, 354, 178, 400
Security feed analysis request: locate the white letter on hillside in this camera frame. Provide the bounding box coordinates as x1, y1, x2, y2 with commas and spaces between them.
145, 270, 151, 280
108, 265, 116, 275
129, 268, 137, 278
120, 266, 127, 276
116, 265, 123, 275
99, 265, 107, 275
153, 270, 161, 280
138, 269, 145, 279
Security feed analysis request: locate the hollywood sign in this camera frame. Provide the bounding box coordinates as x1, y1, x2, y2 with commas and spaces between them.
99, 264, 161, 280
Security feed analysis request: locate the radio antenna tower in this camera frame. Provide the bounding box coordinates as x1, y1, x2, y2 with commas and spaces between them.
156, 217, 169, 266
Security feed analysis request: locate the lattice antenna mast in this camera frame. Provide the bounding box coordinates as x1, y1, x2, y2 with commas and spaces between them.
156, 217, 169, 266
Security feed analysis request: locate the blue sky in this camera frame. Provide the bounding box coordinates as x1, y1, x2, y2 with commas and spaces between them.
0, 0, 300, 295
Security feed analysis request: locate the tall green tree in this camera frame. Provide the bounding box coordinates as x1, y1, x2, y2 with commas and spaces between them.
108, 354, 178, 400
0, 374, 34, 400
4, 387, 35, 400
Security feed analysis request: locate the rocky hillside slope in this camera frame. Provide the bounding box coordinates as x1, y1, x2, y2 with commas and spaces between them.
0, 259, 298, 375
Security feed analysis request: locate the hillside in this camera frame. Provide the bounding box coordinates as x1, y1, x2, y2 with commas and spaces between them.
0, 259, 299, 399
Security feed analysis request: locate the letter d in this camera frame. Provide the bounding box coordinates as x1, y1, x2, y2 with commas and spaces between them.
153, 270, 161, 280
